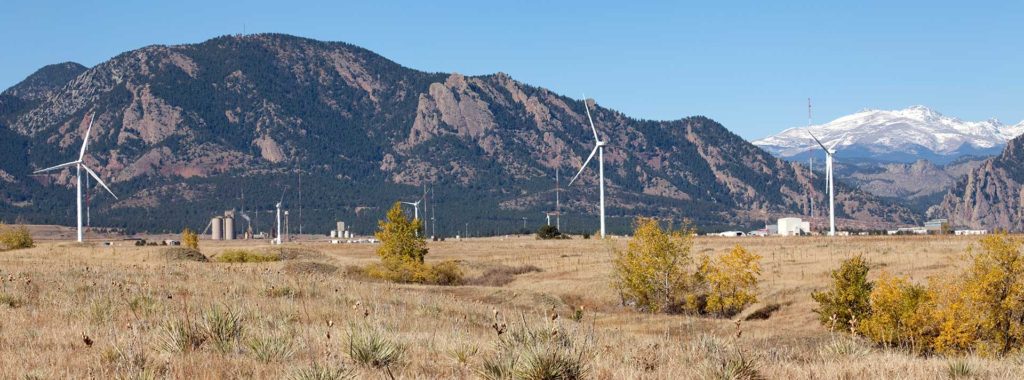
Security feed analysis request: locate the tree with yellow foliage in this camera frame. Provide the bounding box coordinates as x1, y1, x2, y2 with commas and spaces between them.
613, 218, 698, 313
366, 202, 461, 284
956, 234, 1024, 355
701, 245, 762, 317
860, 272, 933, 353
181, 228, 199, 250
375, 202, 427, 265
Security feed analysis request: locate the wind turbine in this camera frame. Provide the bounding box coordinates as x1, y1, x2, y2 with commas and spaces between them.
401, 199, 422, 236
274, 186, 288, 244
33, 115, 117, 242
568, 96, 607, 239
808, 132, 839, 236
401, 200, 422, 221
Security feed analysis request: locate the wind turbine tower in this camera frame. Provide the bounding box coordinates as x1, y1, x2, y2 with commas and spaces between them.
33, 115, 118, 242
568, 96, 607, 239
809, 132, 839, 236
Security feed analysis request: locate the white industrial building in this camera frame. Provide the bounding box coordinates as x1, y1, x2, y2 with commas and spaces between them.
777, 217, 810, 236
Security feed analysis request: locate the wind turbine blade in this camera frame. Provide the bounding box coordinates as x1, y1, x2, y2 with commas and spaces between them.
568, 146, 599, 186
79, 114, 95, 161
33, 160, 80, 173
82, 165, 117, 199
807, 131, 830, 152
582, 95, 599, 143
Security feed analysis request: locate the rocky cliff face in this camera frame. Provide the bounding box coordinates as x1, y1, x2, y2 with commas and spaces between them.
933, 136, 1024, 231
0, 34, 918, 233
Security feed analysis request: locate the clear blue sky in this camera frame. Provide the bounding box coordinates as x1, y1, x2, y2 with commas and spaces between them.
2, 1, 1021, 139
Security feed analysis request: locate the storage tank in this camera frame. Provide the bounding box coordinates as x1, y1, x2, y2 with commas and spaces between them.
330, 230, 338, 238
224, 216, 235, 240
211, 216, 223, 240
337, 221, 346, 234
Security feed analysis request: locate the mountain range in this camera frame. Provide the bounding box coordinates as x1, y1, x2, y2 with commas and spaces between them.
754, 106, 1024, 165
0, 34, 917, 235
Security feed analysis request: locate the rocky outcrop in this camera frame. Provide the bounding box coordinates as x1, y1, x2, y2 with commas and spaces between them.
933, 136, 1024, 231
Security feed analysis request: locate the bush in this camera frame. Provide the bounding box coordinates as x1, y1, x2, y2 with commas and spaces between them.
945, 234, 1024, 355
214, 249, 280, 263
430, 260, 465, 286
613, 218, 700, 313
812, 255, 873, 332
181, 228, 199, 250
701, 245, 762, 317
859, 272, 933, 353
0, 224, 33, 251
536, 225, 565, 240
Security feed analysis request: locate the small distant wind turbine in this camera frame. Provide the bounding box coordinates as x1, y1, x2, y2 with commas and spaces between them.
568, 96, 607, 239
33, 115, 117, 242
808, 132, 839, 236
401, 199, 423, 236
401, 200, 422, 221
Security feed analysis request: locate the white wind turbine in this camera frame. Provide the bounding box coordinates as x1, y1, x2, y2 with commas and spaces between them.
401, 199, 422, 236
568, 96, 607, 239
33, 115, 117, 242
808, 132, 839, 236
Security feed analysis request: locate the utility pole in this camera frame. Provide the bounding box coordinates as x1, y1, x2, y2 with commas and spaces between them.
297, 172, 302, 235
431, 186, 436, 239
555, 168, 561, 230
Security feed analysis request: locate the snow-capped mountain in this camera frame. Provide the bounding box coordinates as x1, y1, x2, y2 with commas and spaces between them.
754, 106, 1024, 164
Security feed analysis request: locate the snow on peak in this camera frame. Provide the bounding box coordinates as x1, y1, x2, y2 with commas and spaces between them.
754, 106, 1022, 159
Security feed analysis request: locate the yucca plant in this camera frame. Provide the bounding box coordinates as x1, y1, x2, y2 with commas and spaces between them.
347, 321, 405, 379
290, 363, 354, 380
202, 306, 245, 353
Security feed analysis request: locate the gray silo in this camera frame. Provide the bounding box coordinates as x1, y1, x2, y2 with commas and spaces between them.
211, 216, 224, 240
224, 216, 235, 240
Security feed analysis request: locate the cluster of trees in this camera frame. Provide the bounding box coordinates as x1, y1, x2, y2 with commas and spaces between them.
613, 218, 762, 317
814, 234, 1024, 355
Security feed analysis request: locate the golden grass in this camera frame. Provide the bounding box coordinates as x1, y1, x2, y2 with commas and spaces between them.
0, 235, 1021, 378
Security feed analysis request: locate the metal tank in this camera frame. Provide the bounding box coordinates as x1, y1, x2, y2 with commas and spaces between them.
224, 216, 235, 240
211, 216, 223, 240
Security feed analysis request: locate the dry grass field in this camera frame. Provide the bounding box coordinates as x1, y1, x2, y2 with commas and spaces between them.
1, 232, 1022, 379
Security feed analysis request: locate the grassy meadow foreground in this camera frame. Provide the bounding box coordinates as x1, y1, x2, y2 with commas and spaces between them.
1, 234, 1022, 378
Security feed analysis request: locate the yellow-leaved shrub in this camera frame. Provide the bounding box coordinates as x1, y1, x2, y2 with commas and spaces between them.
701, 245, 762, 317
613, 218, 699, 313
860, 272, 933, 353
613, 218, 761, 316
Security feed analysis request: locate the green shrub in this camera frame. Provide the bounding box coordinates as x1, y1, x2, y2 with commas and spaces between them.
536, 225, 565, 240
0, 224, 33, 251
812, 255, 873, 332
215, 249, 279, 263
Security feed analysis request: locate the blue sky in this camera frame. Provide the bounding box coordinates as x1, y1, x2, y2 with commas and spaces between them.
2, 1, 1021, 139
